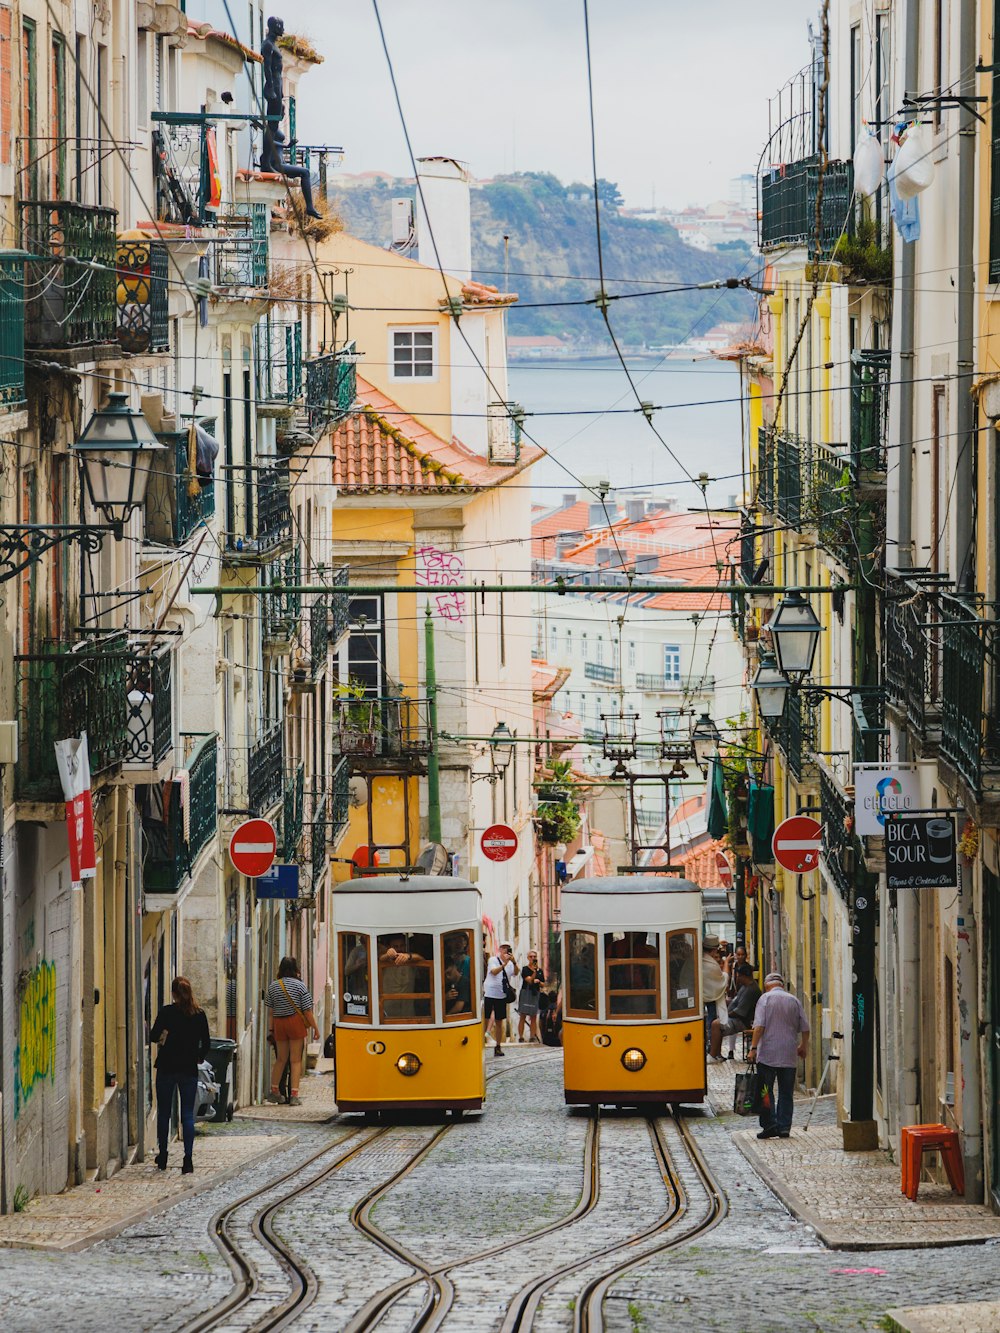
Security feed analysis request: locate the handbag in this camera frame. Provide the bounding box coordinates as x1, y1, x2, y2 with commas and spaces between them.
499, 961, 515, 1003
279, 978, 311, 1034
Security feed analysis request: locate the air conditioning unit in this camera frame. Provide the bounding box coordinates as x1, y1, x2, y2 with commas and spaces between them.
390, 197, 415, 251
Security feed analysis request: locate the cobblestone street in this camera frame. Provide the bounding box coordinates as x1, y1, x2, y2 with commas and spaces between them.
1, 1048, 998, 1332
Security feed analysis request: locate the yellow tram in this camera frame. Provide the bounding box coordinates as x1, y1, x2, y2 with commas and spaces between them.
561, 876, 707, 1107
332, 876, 485, 1114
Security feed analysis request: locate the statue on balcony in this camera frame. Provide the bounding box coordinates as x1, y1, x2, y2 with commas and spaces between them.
260, 15, 321, 219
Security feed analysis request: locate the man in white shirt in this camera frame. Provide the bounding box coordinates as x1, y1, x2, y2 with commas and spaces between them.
483, 943, 517, 1057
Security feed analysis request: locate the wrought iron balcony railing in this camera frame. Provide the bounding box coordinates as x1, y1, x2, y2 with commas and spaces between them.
757, 427, 774, 513
329, 564, 351, 647
20, 201, 118, 348
635, 672, 714, 693
214, 203, 268, 289
808, 440, 853, 567
333, 695, 433, 762
124, 647, 174, 773
143, 733, 219, 897
146, 430, 216, 545
255, 317, 303, 404
770, 691, 816, 782
305, 342, 357, 433
282, 762, 305, 861
939, 594, 1000, 797
0, 253, 25, 410
248, 723, 284, 816
310, 597, 329, 677
225, 461, 292, 560
884, 573, 938, 742
330, 756, 351, 846
759, 155, 854, 253
310, 788, 329, 888
850, 349, 891, 479
776, 433, 802, 527
152, 116, 216, 226
117, 237, 169, 354
262, 549, 302, 647
584, 661, 619, 684
819, 765, 854, 903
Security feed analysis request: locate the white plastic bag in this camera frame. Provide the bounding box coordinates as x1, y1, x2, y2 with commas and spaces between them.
892, 124, 934, 199
853, 131, 884, 198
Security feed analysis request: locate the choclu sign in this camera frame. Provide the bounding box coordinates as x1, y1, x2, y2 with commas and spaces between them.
885, 815, 957, 889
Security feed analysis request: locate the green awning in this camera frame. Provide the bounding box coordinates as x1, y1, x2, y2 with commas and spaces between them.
748, 780, 775, 864
707, 756, 728, 840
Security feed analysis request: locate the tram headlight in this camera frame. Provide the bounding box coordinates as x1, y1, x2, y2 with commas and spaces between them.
621, 1047, 647, 1073
396, 1052, 422, 1077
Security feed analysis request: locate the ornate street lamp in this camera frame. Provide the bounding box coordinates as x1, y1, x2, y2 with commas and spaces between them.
690, 712, 721, 775
751, 649, 792, 721
489, 721, 515, 780
71, 393, 165, 536
766, 590, 823, 681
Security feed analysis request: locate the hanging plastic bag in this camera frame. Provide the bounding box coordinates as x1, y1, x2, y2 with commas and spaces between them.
853, 131, 884, 198
892, 124, 934, 200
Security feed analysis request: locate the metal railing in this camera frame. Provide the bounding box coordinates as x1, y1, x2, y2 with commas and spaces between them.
759, 155, 854, 253
330, 756, 351, 845
282, 762, 305, 861
20, 201, 118, 347
776, 433, 802, 527
850, 349, 891, 478
214, 203, 269, 288
152, 118, 214, 226
146, 430, 216, 544
771, 691, 816, 782
333, 695, 432, 760
819, 765, 854, 903
262, 549, 302, 646
305, 342, 357, 433
757, 427, 774, 513
939, 595, 1000, 797
256, 463, 292, 552
310, 789, 329, 888
809, 440, 853, 567
117, 237, 169, 354
0, 253, 25, 409
255, 317, 303, 403
635, 672, 713, 693
309, 597, 329, 676
329, 564, 351, 647
584, 661, 618, 684
248, 723, 283, 815
124, 648, 174, 771
739, 508, 757, 584
884, 573, 938, 740
143, 733, 219, 897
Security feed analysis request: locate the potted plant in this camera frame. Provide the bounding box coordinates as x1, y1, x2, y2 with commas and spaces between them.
536, 759, 583, 845
335, 679, 376, 755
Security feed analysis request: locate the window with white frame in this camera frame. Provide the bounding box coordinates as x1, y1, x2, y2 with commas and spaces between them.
663, 644, 681, 683
390, 327, 436, 379
627, 640, 636, 668
596, 635, 604, 664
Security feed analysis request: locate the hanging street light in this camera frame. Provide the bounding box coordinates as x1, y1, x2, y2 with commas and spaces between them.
690, 712, 721, 775
751, 649, 792, 721
766, 589, 823, 681
71, 392, 166, 537
489, 721, 515, 779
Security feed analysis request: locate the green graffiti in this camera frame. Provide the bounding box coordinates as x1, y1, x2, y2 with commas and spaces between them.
13, 960, 57, 1118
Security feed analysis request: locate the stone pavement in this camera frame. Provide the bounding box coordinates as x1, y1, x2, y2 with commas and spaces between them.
884, 1301, 1000, 1332
705, 1058, 1000, 1249
236, 1057, 336, 1123
0, 1127, 295, 1253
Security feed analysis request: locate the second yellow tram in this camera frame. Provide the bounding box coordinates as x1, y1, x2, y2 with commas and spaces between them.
561, 876, 707, 1107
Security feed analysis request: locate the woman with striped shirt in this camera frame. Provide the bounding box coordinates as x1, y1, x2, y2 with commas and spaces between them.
265, 956, 320, 1105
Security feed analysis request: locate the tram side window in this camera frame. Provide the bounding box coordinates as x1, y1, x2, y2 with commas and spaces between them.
378, 932, 435, 1023
605, 930, 660, 1017
667, 930, 699, 1017
443, 928, 475, 1020
340, 932, 372, 1022
565, 930, 597, 1015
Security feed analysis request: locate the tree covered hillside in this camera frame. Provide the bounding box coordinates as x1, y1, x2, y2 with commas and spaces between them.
325, 172, 754, 348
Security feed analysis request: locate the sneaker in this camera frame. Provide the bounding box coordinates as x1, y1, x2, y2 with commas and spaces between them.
757, 1127, 780, 1140
708, 1054, 725, 1063
182, 1157, 194, 1175
288, 1095, 302, 1106
265, 1091, 282, 1104
494, 1046, 505, 1057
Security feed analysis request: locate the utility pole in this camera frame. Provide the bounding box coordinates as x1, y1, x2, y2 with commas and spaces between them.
424, 604, 442, 844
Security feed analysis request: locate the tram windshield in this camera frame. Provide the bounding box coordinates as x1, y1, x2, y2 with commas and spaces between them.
339, 932, 371, 1022
442, 928, 475, 1020
604, 930, 660, 1016
565, 930, 597, 1015
377, 932, 435, 1023
667, 930, 699, 1016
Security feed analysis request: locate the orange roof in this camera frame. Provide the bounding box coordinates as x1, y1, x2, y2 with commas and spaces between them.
331, 378, 541, 494
188, 25, 263, 62
532, 658, 571, 700
453, 280, 518, 307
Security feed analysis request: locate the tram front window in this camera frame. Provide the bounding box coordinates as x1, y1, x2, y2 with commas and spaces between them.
443, 928, 475, 1020
340, 931, 371, 1022
668, 930, 699, 1016
378, 932, 435, 1023
605, 930, 660, 1017
566, 930, 597, 1015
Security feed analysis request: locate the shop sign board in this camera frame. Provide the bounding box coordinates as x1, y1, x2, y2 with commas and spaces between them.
885, 815, 957, 889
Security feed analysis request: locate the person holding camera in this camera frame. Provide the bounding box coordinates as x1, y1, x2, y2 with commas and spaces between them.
483, 943, 517, 1057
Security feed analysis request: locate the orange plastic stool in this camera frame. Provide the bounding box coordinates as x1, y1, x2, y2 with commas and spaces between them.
900, 1124, 964, 1201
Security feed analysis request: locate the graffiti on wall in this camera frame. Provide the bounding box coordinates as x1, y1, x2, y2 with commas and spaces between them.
415, 545, 466, 623
13, 960, 57, 1118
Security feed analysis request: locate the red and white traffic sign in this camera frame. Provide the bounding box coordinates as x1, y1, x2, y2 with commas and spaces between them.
771, 815, 823, 874
229, 819, 278, 878
480, 823, 518, 863
715, 850, 733, 889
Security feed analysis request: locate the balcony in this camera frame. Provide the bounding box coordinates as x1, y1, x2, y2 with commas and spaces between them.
819, 765, 854, 902
757, 428, 774, 513
330, 757, 351, 846
0, 253, 25, 411
123, 647, 175, 780
635, 673, 714, 694
20, 201, 118, 352
305, 342, 357, 434
143, 733, 219, 901
310, 597, 329, 676
117, 237, 169, 355
145, 430, 216, 545
759, 155, 854, 253
809, 440, 852, 567
884, 573, 938, 745
770, 692, 816, 783
329, 564, 351, 648
214, 203, 269, 289
282, 762, 305, 861
152, 116, 215, 226
850, 349, 891, 481
255, 317, 303, 407
585, 661, 618, 684
310, 788, 329, 889
333, 695, 432, 766
246, 724, 284, 816
262, 550, 302, 650
224, 460, 292, 562
939, 595, 1000, 799
775, 434, 802, 527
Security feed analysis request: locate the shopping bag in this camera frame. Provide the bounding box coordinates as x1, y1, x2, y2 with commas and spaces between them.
734, 1066, 758, 1116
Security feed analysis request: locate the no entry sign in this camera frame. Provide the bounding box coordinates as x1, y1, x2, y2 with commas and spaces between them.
481, 823, 518, 863
771, 815, 823, 874
229, 819, 278, 878
715, 850, 733, 889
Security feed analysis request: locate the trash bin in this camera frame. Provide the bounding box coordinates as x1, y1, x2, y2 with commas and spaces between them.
207, 1037, 237, 1122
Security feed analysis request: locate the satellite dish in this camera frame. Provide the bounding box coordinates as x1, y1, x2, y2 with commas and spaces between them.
416, 843, 450, 875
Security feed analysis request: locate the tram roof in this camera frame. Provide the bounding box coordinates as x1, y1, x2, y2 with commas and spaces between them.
334, 875, 479, 895
563, 876, 701, 895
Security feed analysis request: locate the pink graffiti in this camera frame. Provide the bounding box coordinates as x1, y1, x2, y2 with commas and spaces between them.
416, 545, 466, 623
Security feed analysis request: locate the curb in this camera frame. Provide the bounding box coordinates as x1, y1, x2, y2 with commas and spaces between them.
883, 1302, 1000, 1332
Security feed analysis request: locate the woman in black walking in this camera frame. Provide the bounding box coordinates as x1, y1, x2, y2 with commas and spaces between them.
149, 976, 211, 1174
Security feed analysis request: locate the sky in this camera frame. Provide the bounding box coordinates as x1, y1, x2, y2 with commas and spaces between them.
283, 0, 813, 209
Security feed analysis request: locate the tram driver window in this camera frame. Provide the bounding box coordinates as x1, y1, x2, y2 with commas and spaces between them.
442, 928, 475, 1019
604, 930, 660, 1017
340, 932, 371, 1022
378, 932, 435, 1023
565, 930, 597, 1015
667, 930, 699, 1017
